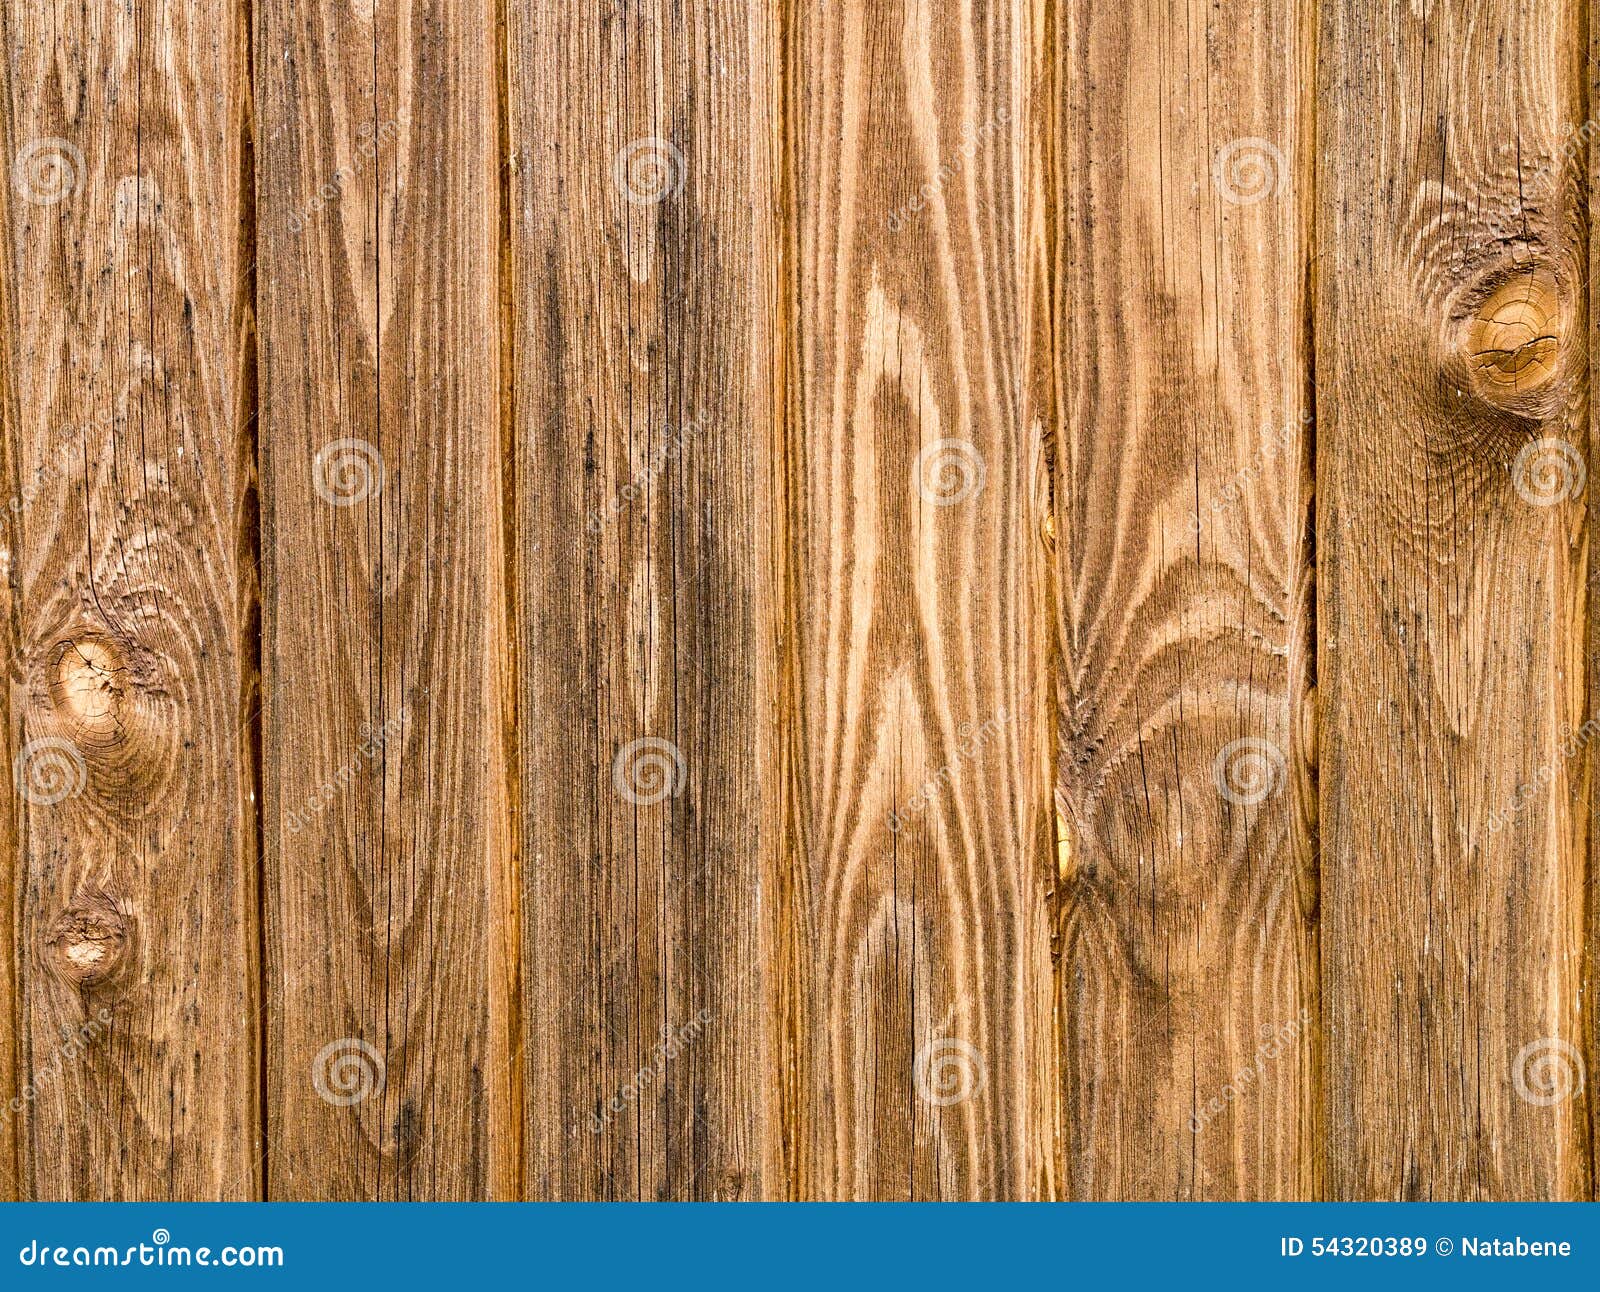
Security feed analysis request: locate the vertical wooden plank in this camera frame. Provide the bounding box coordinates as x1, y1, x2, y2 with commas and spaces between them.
1320, 0, 1590, 1197
786, 0, 1056, 1199
1051, 0, 1318, 1198
0, 0, 259, 1197
258, 0, 515, 1197
510, 1, 782, 1200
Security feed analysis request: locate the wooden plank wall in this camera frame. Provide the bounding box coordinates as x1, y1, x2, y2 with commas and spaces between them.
0, 0, 1594, 1201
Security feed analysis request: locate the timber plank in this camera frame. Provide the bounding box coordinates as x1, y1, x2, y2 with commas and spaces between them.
1050, 0, 1318, 1199
0, 0, 259, 1198
509, 0, 783, 1200
785, 0, 1056, 1199
1318, 0, 1591, 1198
257, 0, 515, 1198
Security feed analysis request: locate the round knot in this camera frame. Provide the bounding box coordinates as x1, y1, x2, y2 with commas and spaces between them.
45, 895, 129, 988
51, 636, 126, 735
1464, 273, 1563, 403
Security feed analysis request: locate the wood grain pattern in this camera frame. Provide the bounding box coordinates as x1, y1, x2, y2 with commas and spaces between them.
509, 0, 782, 1200
1318, 0, 1591, 1199
257, 0, 515, 1199
785, 0, 1056, 1200
4, 0, 1600, 1204
1050, 0, 1318, 1200
0, 0, 259, 1198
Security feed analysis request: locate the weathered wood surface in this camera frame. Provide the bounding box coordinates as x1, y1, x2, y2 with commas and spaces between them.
257, 0, 515, 1199
785, 0, 1055, 1200
1051, 0, 1318, 1199
0, 0, 1595, 1201
0, 0, 259, 1199
508, 0, 782, 1201
1317, 0, 1591, 1199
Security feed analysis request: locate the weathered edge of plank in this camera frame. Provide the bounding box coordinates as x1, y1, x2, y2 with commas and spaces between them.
0, 18, 23, 1197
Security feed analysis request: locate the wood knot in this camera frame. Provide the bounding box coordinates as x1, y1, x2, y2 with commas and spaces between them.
45, 893, 130, 988
1462, 272, 1565, 409
51, 636, 126, 736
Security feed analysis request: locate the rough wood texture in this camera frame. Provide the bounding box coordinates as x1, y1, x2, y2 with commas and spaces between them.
5, 0, 1600, 1204
509, 0, 782, 1200
0, 0, 259, 1198
257, 0, 515, 1199
1051, 0, 1318, 1200
785, 0, 1056, 1200
1318, 0, 1591, 1199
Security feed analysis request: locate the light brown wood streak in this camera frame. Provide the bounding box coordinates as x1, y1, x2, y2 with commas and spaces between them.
786, 0, 1056, 1199
0, 0, 259, 1197
1318, 0, 1590, 1197
257, 0, 515, 1197
510, 0, 782, 1199
1051, 0, 1318, 1198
